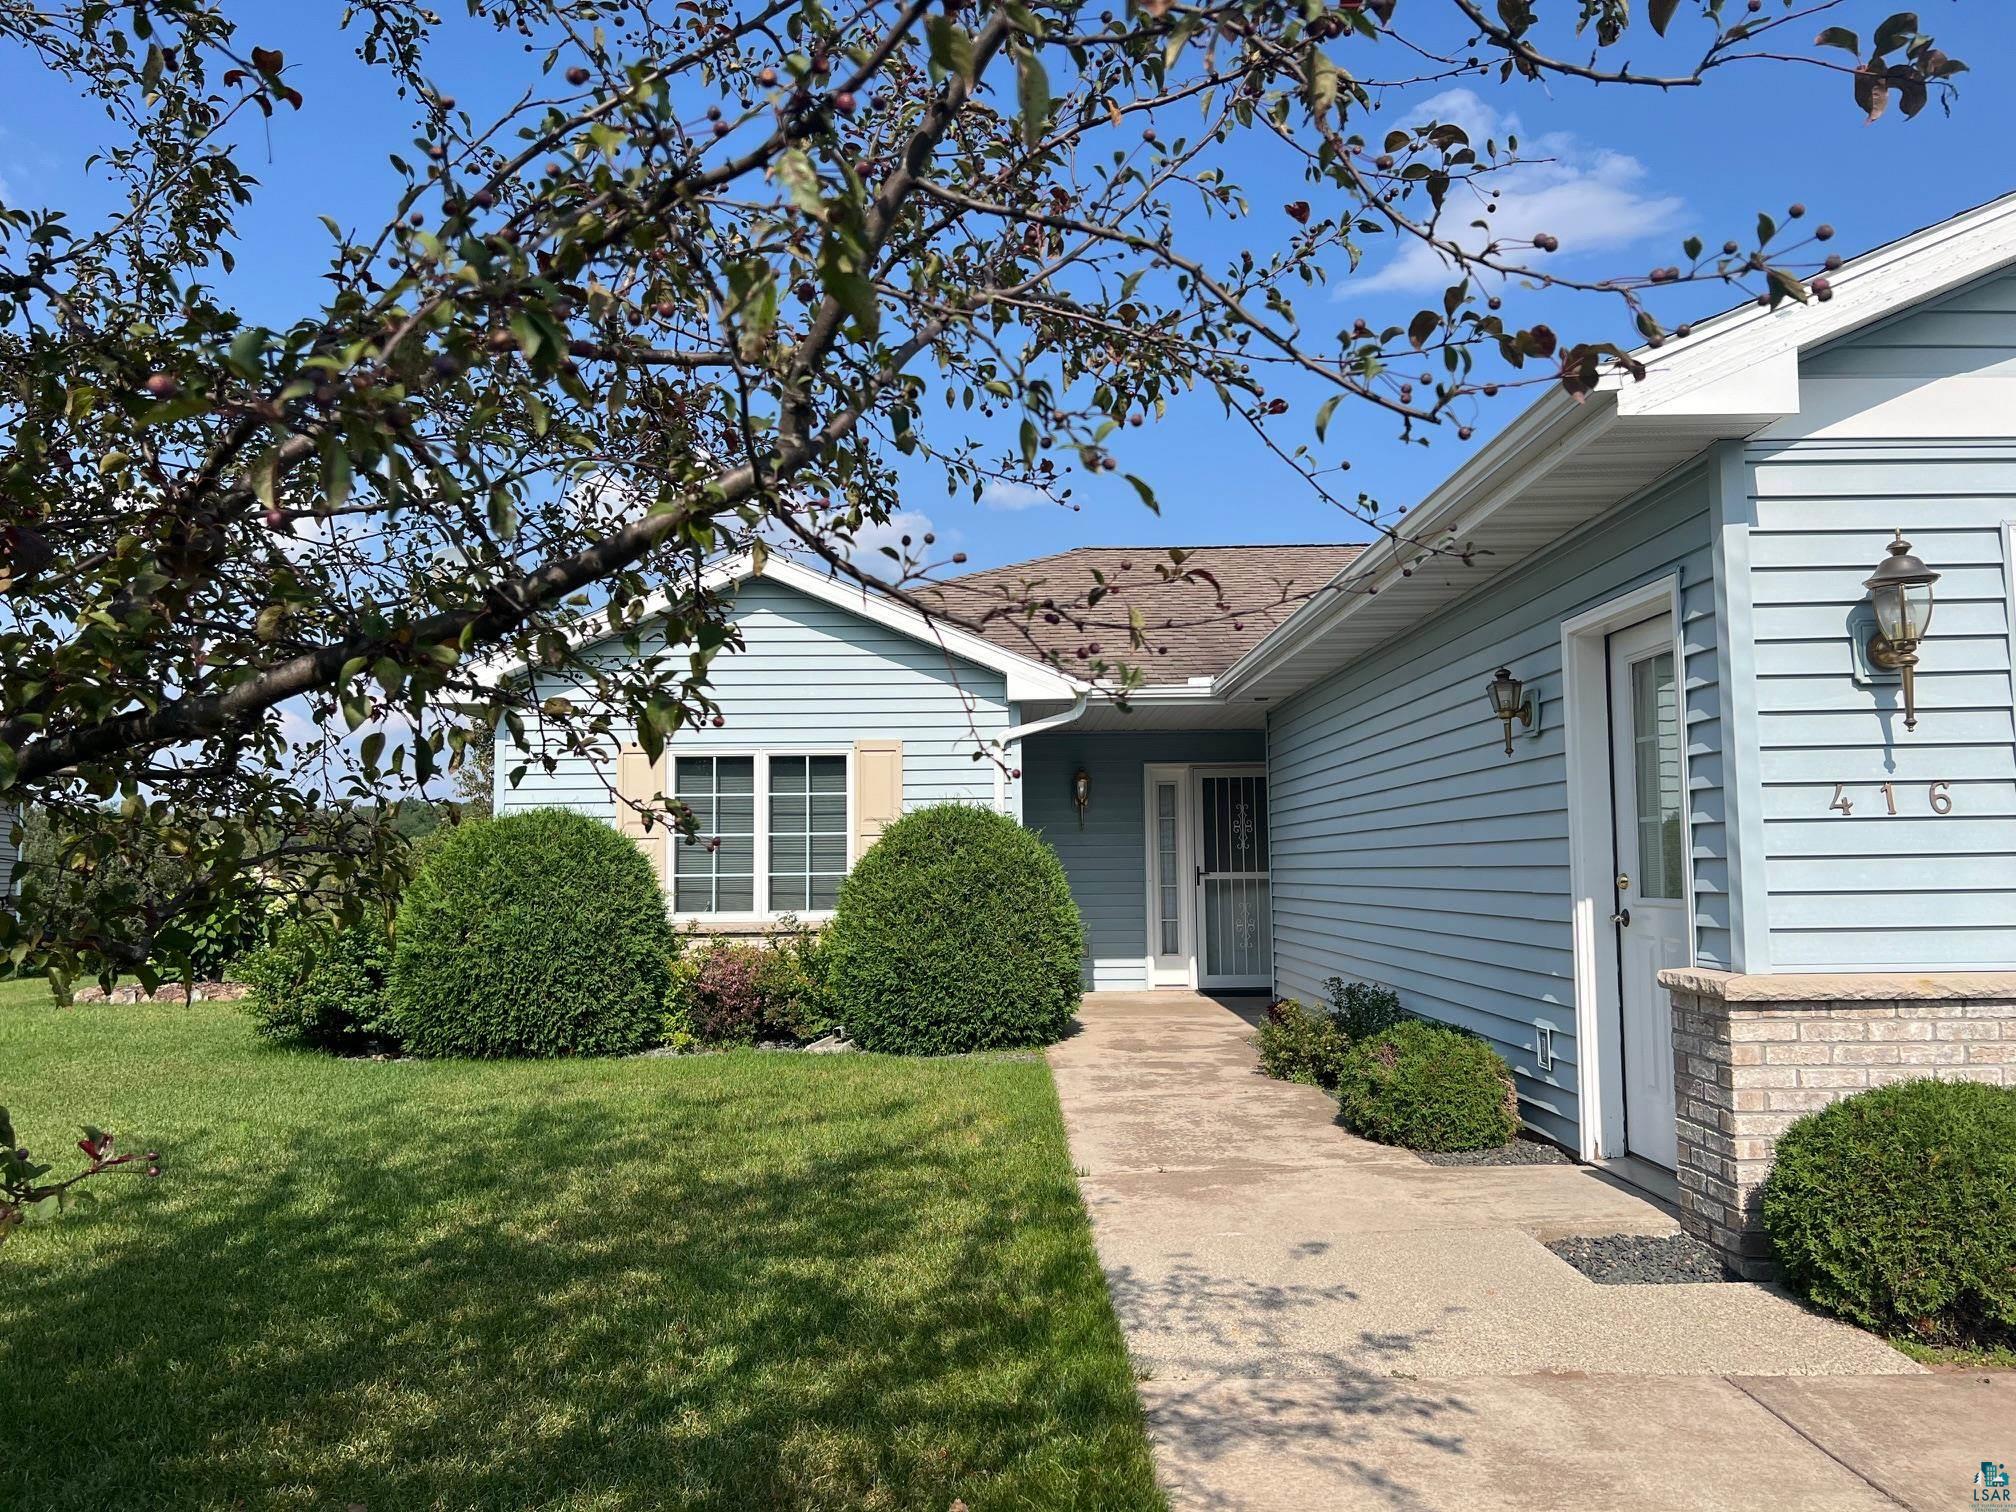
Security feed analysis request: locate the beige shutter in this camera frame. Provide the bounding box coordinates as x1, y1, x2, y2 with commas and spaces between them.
852, 740, 903, 860
615, 744, 667, 885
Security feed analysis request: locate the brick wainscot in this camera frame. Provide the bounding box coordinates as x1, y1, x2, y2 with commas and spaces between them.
1658, 968, 2016, 1279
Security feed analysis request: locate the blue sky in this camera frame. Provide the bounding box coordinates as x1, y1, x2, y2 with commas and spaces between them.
5, 1, 2011, 574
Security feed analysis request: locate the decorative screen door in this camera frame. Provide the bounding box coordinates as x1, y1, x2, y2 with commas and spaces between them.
1195, 767, 1271, 990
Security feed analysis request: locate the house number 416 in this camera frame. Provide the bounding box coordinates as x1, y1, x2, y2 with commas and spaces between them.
1828, 782, 1954, 816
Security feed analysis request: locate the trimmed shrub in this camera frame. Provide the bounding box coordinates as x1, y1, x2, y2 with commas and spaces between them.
665, 924, 836, 1049
1335, 1020, 1520, 1152
1761, 1078, 2016, 1347
1255, 998, 1352, 1089
1324, 976, 1404, 1041
684, 941, 769, 1046
825, 804, 1082, 1055
385, 809, 674, 1058
234, 916, 395, 1053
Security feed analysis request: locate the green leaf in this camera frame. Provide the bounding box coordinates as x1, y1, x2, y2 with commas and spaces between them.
1408, 309, 1440, 350
1314, 394, 1341, 443
1303, 51, 1339, 118
360, 732, 385, 771
1765, 266, 1810, 308
1683, 235, 1703, 262
1757, 211, 1777, 246
1872, 11, 1917, 54
772, 148, 827, 220
925, 15, 976, 83
1015, 46, 1050, 147
321, 435, 352, 512
1123, 474, 1159, 514
1648, 0, 1680, 36
341, 692, 370, 732
0, 741, 15, 793
1813, 26, 1860, 53
487, 488, 519, 541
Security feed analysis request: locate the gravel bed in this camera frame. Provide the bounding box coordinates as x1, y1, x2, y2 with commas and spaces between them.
1414, 1136, 1574, 1167
1545, 1232, 1736, 1285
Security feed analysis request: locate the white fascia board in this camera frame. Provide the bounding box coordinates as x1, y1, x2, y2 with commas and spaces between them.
1614, 189, 2016, 419
471, 551, 1082, 703
1215, 391, 1616, 698
1216, 191, 2016, 700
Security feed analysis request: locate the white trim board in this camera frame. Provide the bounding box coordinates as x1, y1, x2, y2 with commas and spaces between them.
1559, 574, 1694, 1165
477, 551, 1082, 704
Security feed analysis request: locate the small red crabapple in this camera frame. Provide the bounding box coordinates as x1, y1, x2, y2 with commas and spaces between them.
144, 372, 179, 398
566, 66, 590, 85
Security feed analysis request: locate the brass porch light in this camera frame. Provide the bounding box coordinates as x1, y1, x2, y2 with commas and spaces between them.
1071, 767, 1091, 827
1862, 530, 1939, 732
1485, 667, 1532, 757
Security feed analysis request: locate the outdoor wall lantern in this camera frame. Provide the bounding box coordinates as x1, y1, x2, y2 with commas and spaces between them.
1485, 668, 1535, 757
1862, 530, 1940, 732
1071, 767, 1091, 827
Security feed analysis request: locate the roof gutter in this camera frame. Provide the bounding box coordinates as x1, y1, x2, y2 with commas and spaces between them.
989, 690, 1089, 813
1213, 387, 1613, 700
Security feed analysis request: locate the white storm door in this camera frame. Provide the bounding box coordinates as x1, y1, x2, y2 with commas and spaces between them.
1194, 767, 1271, 991
1606, 615, 1688, 1170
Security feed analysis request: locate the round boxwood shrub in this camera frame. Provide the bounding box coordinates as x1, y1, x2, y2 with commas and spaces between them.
385, 809, 673, 1058
1334, 1019, 1519, 1152
1760, 1078, 2016, 1347
234, 915, 395, 1053
825, 803, 1082, 1054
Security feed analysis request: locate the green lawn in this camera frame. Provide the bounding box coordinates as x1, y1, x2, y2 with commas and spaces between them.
0, 1001, 1163, 1511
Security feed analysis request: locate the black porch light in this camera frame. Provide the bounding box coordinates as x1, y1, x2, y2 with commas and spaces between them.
1485, 667, 1532, 757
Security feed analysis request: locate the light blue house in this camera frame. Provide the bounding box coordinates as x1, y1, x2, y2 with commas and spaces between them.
498, 195, 2016, 1265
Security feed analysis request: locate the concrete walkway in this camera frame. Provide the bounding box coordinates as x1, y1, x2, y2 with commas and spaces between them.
1051, 992, 2014, 1511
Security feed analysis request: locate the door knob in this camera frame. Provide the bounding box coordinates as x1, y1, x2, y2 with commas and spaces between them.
1616, 873, 1631, 892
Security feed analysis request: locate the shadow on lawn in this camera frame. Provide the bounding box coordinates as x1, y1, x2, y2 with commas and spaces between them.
4, 1067, 1160, 1511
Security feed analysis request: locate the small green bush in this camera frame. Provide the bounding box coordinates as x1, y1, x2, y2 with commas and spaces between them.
1324, 976, 1404, 1040
1761, 1078, 2016, 1347
385, 809, 673, 1058
1256, 998, 1352, 1089
1335, 1020, 1520, 1152
826, 804, 1081, 1055
664, 923, 835, 1049
234, 916, 395, 1053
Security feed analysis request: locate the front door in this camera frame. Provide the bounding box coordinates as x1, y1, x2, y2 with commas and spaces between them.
1195, 767, 1271, 991
1606, 616, 1688, 1170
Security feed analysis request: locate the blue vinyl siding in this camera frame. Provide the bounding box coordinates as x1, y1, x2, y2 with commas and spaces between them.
1022, 729, 1266, 992
495, 576, 1012, 817
1267, 471, 1719, 1148
1744, 443, 2016, 968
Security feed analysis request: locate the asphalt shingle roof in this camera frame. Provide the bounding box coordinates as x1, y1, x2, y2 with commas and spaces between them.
922, 543, 1365, 683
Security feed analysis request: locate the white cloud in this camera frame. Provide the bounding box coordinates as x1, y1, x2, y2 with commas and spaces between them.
1351, 89, 1685, 295
979, 480, 1049, 511
844, 510, 942, 578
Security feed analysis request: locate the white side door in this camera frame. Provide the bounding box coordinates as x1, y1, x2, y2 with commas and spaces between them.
1606, 616, 1688, 1170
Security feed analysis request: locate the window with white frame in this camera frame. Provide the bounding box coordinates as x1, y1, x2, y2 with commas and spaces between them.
670, 751, 849, 916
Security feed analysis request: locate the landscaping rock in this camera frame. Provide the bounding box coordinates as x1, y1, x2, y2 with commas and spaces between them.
804, 1032, 856, 1054
68, 980, 250, 1005
1545, 1232, 1735, 1285
1416, 1135, 1573, 1167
